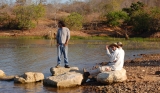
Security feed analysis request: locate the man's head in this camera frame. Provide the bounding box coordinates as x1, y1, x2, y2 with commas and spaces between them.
58, 20, 65, 28
117, 42, 123, 48
109, 43, 118, 51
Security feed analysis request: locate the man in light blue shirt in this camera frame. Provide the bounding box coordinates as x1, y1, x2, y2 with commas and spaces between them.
56, 20, 70, 68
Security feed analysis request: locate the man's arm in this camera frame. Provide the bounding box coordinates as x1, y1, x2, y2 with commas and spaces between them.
65, 28, 70, 46
56, 29, 59, 46
106, 45, 112, 58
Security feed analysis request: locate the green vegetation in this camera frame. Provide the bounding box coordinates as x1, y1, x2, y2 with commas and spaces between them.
64, 12, 83, 30
122, 1, 160, 35
106, 11, 129, 27
131, 10, 151, 34
14, 4, 45, 30
0, 4, 45, 30
0, 0, 160, 38
0, 35, 45, 39
122, 1, 144, 16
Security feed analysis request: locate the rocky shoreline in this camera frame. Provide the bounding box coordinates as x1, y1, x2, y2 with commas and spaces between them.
81, 53, 160, 92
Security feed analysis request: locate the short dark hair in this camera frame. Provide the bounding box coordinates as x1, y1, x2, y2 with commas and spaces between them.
58, 20, 65, 27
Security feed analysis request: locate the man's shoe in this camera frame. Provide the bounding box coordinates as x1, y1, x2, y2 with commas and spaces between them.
64, 65, 70, 68
55, 64, 60, 68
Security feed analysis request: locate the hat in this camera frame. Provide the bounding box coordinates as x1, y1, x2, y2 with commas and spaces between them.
117, 42, 123, 46
109, 43, 118, 48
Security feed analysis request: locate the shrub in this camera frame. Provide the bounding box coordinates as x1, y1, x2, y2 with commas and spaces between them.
150, 7, 160, 32
106, 11, 129, 27
13, 4, 45, 30
131, 10, 151, 34
64, 12, 83, 30
122, 1, 144, 16
129, 7, 160, 35
0, 12, 10, 25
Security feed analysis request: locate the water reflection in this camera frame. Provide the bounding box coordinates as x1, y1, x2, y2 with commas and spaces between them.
14, 82, 43, 93
0, 39, 160, 93
44, 86, 84, 93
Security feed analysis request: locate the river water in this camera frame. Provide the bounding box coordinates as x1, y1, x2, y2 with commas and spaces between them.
0, 38, 160, 93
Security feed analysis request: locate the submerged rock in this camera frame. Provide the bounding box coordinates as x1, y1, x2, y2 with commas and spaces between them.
97, 68, 127, 84
0, 75, 15, 81
0, 70, 15, 81
14, 72, 44, 83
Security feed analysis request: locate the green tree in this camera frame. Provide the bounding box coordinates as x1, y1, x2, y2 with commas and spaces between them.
106, 11, 129, 27
150, 7, 160, 32
123, 2, 160, 35
13, 4, 45, 30
14, 5, 34, 29
131, 10, 151, 34
64, 12, 83, 30
123, 1, 144, 16
32, 4, 45, 24
0, 12, 10, 25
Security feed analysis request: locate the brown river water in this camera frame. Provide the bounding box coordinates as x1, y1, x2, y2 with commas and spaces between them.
0, 38, 160, 93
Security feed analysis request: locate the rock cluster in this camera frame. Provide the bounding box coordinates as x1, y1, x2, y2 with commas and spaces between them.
44, 67, 83, 88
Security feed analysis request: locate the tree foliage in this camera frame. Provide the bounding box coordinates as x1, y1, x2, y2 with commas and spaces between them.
13, 4, 45, 30
122, 2, 160, 35
131, 10, 151, 34
64, 12, 83, 30
0, 12, 10, 25
122, 1, 144, 16
150, 7, 160, 32
106, 11, 129, 27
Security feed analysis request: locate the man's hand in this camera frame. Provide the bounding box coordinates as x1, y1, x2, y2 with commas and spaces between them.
56, 44, 59, 47
106, 45, 108, 50
113, 60, 117, 63
64, 42, 68, 46
105, 68, 109, 71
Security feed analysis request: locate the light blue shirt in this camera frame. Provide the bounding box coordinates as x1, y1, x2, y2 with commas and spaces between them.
56, 27, 70, 44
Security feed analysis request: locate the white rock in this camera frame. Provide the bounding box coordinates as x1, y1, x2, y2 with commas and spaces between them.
97, 68, 127, 84
43, 72, 83, 88
50, 67, 79, 76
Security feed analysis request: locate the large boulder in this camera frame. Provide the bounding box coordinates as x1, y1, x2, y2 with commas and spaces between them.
14, 72, 44, 83
50, 67, 79, 76
43, 72, 83, 88
97, 68, 127, 84
0, 70, 5, 77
